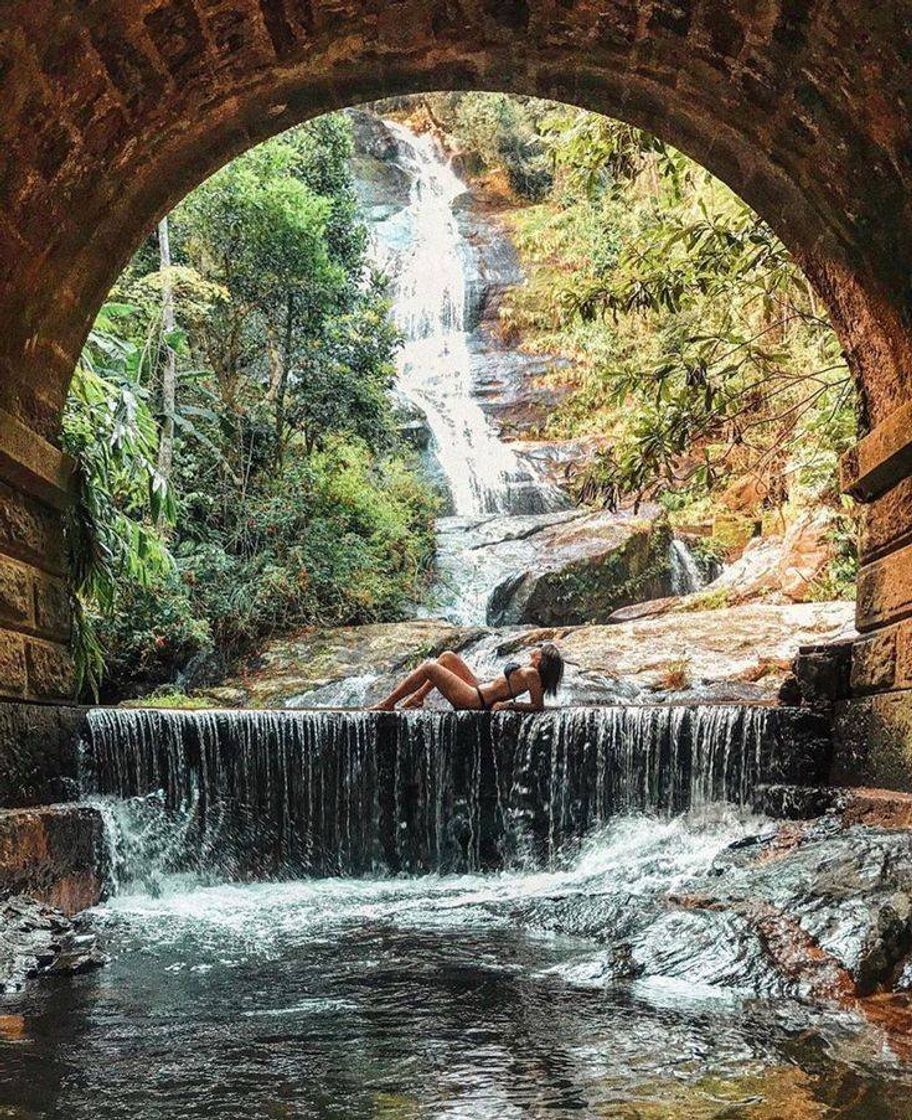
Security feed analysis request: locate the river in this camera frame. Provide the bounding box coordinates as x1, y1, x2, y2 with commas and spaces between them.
4, 805, 912, 1118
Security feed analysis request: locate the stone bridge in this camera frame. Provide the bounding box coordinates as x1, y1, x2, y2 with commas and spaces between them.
1, 0, 912, 781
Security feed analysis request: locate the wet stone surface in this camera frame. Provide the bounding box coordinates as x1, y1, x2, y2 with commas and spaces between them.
3, 811, 912, 1117
0, 894, 106, 992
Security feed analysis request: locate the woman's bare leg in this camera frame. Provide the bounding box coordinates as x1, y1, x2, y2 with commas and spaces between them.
371, 659, 481, 711
402, 650, 478, 708
438, 651, 479, 685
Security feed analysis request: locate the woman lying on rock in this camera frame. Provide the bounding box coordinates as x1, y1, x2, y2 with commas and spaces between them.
371, 642, 564, 712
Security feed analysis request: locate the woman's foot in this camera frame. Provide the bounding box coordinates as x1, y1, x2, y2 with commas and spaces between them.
369, 699, 395, 711
401, 693, 425, 709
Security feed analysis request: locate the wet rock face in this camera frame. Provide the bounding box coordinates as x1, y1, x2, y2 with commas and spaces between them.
0, 894, 106, 993
485, 508, 673, 626
452, 192, 523, 333
792, 640, 854, 709
0, 806, 109, 916
0, 702, 86, 808
688, 820, 912, 997
514, 813, 912, 1004
347, 110, 412, 219
223, 602, 856, 709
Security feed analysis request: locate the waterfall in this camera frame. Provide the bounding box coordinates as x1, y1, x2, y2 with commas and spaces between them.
371, 122, 560, 518
80, 705, 826, 885
669, 538, 706, 596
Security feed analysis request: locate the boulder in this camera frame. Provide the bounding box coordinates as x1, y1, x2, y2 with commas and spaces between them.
234, 619, 486, 709
778, 508, 837, 601
487, 507, 673, 626
0, 805, 109, 915
549, 601, 855, 704
688, 508, 840, 606
680, 819, 912, 997
700, 535, 783, 600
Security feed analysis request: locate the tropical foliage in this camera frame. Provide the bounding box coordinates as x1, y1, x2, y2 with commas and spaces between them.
64, 114, 436, 700
413, 94, 855, 570
65, 95, 859, 698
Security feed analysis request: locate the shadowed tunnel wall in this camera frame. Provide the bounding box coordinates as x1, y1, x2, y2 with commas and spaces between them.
1, 0, 912, 781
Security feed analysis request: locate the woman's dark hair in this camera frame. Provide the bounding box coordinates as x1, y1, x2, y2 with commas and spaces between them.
537, 642, 565, 698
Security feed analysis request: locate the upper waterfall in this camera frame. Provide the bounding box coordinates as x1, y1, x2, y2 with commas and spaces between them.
370, 121, 561, 519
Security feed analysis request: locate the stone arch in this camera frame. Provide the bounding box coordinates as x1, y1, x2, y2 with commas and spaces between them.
1, 1, 911, 745
0, 0, 910, 439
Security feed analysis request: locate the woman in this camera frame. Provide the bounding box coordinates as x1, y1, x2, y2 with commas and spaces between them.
371, 642, 564, 712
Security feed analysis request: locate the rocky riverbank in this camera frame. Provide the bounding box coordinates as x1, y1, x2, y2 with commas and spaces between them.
0, 894, 106, 992
194, 600, 856, 709
516, 792, 912, 1031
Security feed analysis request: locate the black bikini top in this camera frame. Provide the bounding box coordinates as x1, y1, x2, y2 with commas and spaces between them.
503, 660, 521, 698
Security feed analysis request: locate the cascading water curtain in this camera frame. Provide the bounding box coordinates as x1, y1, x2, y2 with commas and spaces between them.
81, 705, 790, 882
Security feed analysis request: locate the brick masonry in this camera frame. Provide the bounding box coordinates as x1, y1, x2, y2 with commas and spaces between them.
0, 415, 74, 701
0, 804, 108, 914
0, 0, 912, 442
0, 701, 86, 807
0, 0, 911, 729
833, 693, 912, 794
857, 542, 912, 635
860, 473, 912, 566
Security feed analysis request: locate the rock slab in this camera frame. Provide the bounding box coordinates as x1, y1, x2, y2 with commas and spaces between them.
222, 601, 856, 709
0, 893, 106, 992
0, 805, 109, 916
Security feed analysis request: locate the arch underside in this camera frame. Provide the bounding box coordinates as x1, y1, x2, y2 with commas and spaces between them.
0, 0, 911, 440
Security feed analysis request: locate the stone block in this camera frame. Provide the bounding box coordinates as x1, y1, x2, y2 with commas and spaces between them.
856, 542, 912, 632
833, 693, 912, 791
860, 473, 912, 563
835, 786, 912, 831
25, 639, 75, 700
850, 628, 897, 694
0, 700, 86, 807
0, 556, 31, 625
0, 407, 74, 511
897, 621, 912, 689
750, 783, 838, 820
792, 640, 853, 707
32, 572, 70, 637
841, 400, 912, 501
0, 479, 66, 574
0, 630, 27, 698
0, 805, 108, 915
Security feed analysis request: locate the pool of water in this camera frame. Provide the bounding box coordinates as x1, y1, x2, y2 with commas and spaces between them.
2, 812, 911, 1118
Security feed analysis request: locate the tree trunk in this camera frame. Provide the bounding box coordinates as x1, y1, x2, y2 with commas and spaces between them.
156, 216, 177, 527
275, 291, 294, 471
